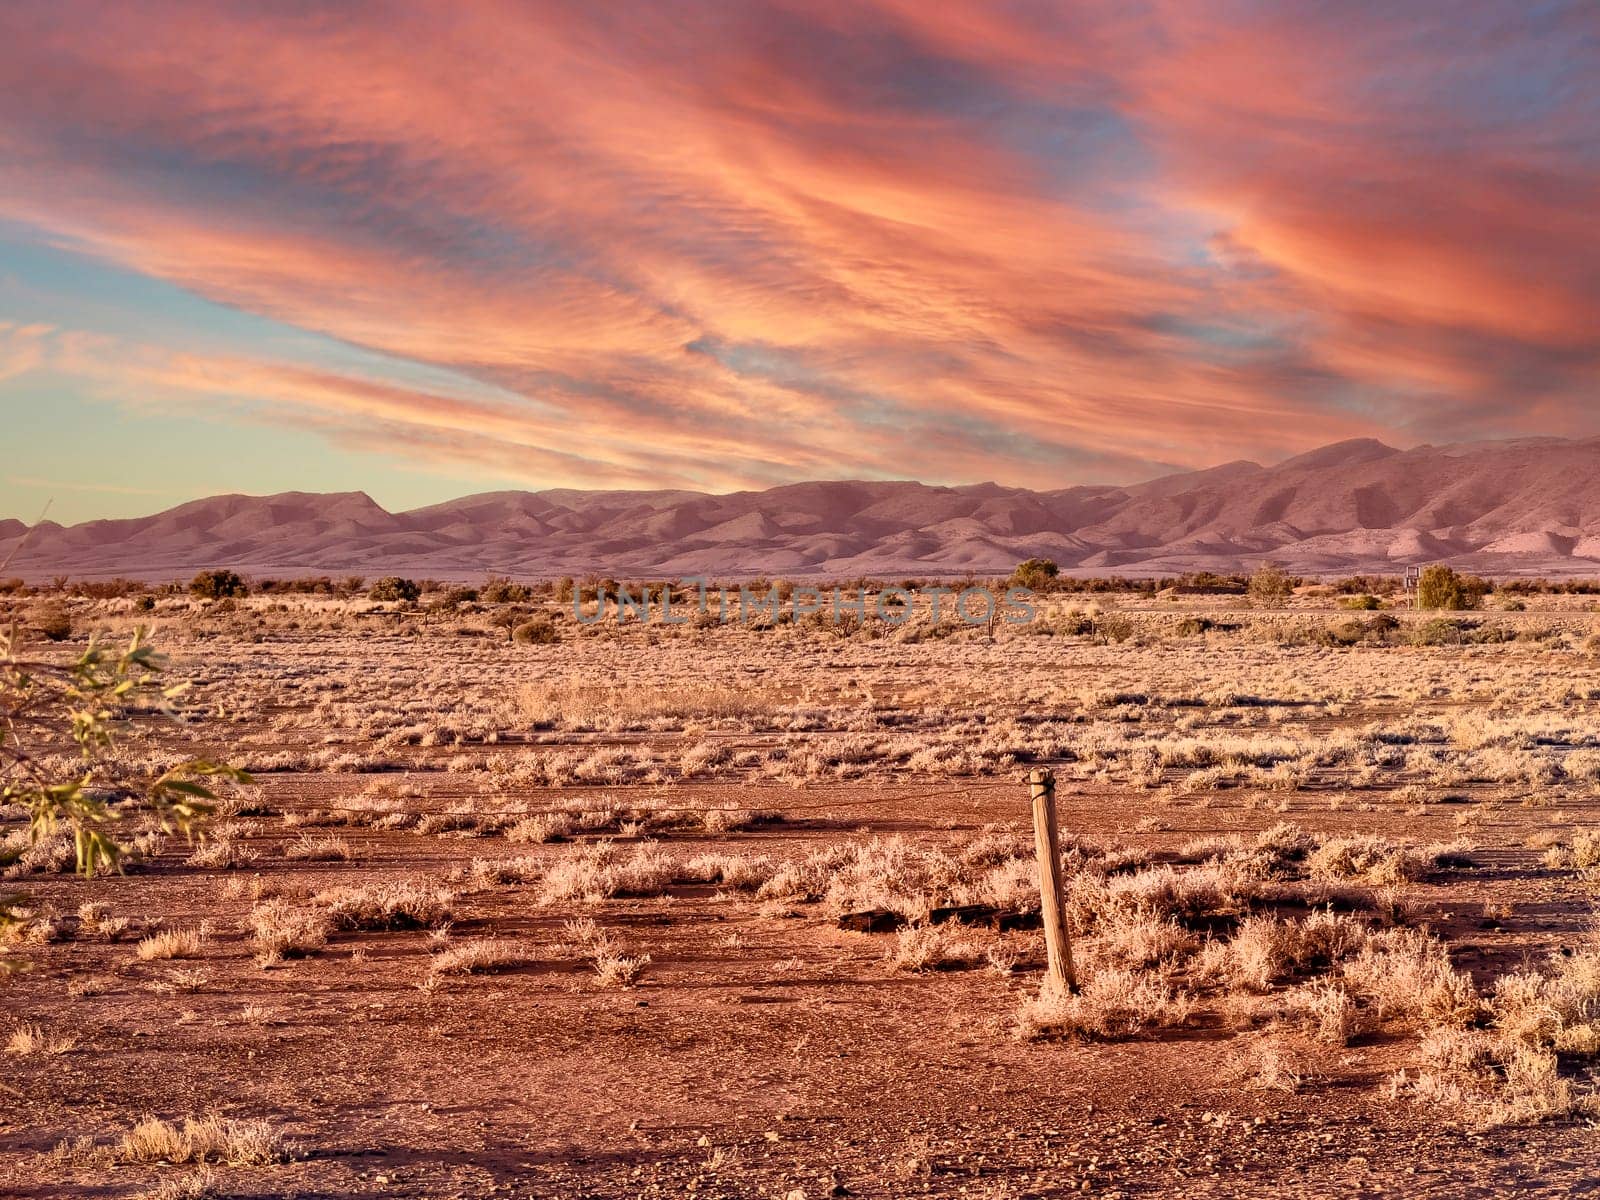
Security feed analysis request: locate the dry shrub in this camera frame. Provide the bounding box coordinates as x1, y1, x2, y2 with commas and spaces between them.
428, 938, 533, 978
507, 812, 576, 843
1341, 927, 1478, 1029
592, 945, 651, 988
680, 739, 734, 778
1488, 949, 1600, 1053
1015, 969, 1194, 1041
186, 839, 259, 870
888, 923, 985, 972
1273, 978, 1363, 1045
316, 881, 456, 930
1096, 863, 1257, 926
1575, 830, 1600, 869
1230, 1036, 1315, 1092
118, 1114, 290, 1165
135, 929, 207, 962
246, 900, 330, 962
697, 805, 779, 834
1205, 910, 1372, 993
1396, 1028, 1597, 1127
467, 855, 542, 887
1094, 913, 1199, 970
683, 852, 777, 891
792, 835, 1045, 921
413, 812, 479, 836
538, 841, 677, 903
4, 830, 77, 876
563, 918, 651, 987
1308, 836, 1429, 885
1544, 829, 1600, 870
7, 1022, 77, 1056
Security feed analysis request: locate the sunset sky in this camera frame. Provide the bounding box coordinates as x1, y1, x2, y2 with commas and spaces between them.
1, 1, 1597, 523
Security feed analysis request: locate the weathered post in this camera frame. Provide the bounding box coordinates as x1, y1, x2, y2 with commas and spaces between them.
1029, 766, 1077, 994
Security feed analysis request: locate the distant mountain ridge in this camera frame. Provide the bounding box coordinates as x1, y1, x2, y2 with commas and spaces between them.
10, 436, 1600, 579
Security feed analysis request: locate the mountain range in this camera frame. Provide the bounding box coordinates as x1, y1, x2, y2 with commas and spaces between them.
9, 436, 1600, 580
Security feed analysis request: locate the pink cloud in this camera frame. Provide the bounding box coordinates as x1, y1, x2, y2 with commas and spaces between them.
0, 1, 1595, 491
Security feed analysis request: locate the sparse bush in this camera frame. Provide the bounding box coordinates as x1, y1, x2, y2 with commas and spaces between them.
31, 603, 73, 642
1016, 970, 1194, 1041
592, 945, 651, 988
247, 900, 330, 961
512, 618, 560, 645
889, 922, 985, 972
481, 577, 533, 604
428, 938, 533, 977
117, 1115, 290, 1165
539, 841, 677, 903
1247, 563, 1293, 608
1341, 927, 1477, 1030
189, 569, 248, 600
1417, 565, 1486, 611
1010, 558, 1059, 594
135, 928, 207, 961
367, 576, 421, 603
1307, 836, 1429, 885
316, 881, 455, 930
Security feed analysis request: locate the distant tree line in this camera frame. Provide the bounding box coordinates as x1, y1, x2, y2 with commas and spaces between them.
10, 565, 1600, 605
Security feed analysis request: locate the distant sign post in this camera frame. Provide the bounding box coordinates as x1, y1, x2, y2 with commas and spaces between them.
1404, 565, 1421, 609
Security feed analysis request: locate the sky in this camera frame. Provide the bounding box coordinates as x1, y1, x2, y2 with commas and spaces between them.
0, 1, 1597, 524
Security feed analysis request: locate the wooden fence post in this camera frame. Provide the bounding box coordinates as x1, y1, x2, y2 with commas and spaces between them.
1030, 766, 1077, 994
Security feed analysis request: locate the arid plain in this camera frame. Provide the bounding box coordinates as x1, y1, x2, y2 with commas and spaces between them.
4, 584, 1600, 1198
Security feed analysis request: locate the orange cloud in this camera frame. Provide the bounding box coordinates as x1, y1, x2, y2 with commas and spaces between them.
0, 0, 1595, 493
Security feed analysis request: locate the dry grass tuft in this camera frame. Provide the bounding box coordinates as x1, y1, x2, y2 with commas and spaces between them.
1340, 928, 1478, 1030
1394, 1028, 1599, 1127
186, 838, 260, 870
1016, 970, 1194, 1041
538, 841, 678, 903
7, 1022, 77, 1056
316, 881, 456, 930
564, 918, 651, 987
117, 1114, 291, 1165
135, 928, 207, 962
427, 938, 534, 978
246, 900, 331, 963
888, 923, 985, 972
592, 945, 652, 988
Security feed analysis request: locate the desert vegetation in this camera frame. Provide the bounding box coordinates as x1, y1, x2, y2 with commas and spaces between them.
4, 577, 1600, 1195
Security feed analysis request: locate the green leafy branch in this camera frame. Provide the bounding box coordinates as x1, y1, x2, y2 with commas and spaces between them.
1, 623, 249, 878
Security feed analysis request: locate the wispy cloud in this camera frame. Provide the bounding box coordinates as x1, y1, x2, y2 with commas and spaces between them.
0, 0, 1595, 500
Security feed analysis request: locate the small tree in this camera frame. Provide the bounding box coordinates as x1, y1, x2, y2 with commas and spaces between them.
1247, 562, 1293, 608
367, 576, 421, 603
488, 607, 530, 642
31, 603, 72, 642
1010, 558, 1059, 593
512, 618, 560, 646
189, 569, 248, 600
1416, 565, 1486, 611
482, 577, 533, 604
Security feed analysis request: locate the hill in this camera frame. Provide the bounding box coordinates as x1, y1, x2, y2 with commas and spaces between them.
9, 437, 1600, 579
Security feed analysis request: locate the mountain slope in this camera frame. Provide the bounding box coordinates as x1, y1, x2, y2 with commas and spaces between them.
9, 437, 1600, 578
